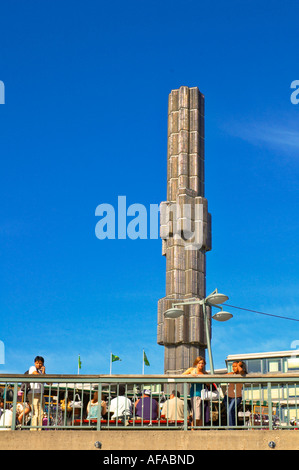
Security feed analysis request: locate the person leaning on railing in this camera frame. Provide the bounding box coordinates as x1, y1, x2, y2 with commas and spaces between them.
182, 356, 210, 428
27, 356, 51, 431
223, 360, 247, 427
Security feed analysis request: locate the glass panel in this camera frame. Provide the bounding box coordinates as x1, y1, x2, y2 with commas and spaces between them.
287, 357, 299, 371
268, 359, 281, 372
262, 359, 267, 374
247, 359, 262, 373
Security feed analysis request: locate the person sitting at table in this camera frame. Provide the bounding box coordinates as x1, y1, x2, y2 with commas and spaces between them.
161, 390, 185, 421
109, 385, 132, 420
135, 389, 158, 421
86, 391, 107, 419
0, 395, 13, 430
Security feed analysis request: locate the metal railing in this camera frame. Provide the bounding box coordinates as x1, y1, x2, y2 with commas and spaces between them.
1, 373, 299, 431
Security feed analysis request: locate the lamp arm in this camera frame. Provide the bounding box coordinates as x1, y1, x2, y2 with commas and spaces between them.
172, 300, 204, 307
206, 303, 223, 310
172, 300, 223, 310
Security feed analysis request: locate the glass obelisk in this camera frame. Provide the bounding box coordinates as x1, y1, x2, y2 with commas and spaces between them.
157, 86, 212, 374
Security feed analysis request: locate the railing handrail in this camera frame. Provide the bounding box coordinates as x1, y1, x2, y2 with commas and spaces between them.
1, 372, 299, 384
1, 373, 299, 431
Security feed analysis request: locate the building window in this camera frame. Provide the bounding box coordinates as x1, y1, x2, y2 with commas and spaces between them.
268, 359, 281, 373
287, 356, 299, 371
247, 359, 262, 373
262, 359, 267, 374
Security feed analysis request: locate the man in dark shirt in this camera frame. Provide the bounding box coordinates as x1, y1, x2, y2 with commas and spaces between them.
135, 389, 158, 420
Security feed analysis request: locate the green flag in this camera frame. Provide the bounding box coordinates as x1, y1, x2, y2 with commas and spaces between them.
143, 351, 150, 367
112, 354, 121, 363
78, 355, 82, 374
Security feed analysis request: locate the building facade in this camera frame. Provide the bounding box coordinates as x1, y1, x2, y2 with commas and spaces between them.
226, 350, 299, 374
226, 351, 299, 424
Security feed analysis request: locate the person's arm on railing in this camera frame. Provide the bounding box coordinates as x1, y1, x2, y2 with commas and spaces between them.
182, 367, 196, 375
30, 366, 52, 386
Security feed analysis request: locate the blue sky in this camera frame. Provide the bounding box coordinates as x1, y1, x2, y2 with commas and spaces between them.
0, 0, 298, 375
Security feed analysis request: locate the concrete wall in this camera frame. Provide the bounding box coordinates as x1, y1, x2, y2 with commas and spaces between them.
0, 430, 298, 450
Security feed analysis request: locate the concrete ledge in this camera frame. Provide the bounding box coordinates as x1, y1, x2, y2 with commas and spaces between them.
0, 430, 298, 450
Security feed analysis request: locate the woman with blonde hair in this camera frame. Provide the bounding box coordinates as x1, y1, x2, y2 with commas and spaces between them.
183, 356, 209, 428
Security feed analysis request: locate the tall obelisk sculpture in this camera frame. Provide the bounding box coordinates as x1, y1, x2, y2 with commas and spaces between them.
157, 86, 212, 375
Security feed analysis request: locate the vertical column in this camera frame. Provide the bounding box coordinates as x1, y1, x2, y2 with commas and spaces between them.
158, 86, 212, 375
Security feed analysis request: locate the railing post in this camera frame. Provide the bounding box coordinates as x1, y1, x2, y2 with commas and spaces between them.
267, 382, 273, 430
11, 383, 18, 431
183, 382, 188, 431
97, 382, 102, 431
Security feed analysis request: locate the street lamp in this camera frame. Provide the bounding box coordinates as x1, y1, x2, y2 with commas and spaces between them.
164, 289, 232, 374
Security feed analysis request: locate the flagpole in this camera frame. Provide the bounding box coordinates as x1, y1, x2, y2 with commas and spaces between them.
78, 355, 80, 375
142, 349, 144, 375
110, 352, 112, 375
